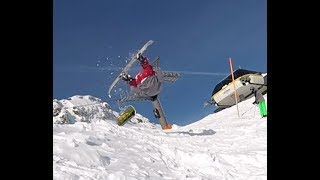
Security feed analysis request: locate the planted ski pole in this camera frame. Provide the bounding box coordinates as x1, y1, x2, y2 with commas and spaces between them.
229, 57, 240, 118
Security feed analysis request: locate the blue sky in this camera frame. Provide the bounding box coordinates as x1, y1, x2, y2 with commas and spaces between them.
53, 0, 266, 126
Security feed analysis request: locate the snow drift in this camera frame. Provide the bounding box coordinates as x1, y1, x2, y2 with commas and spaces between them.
53, 94, 267, 179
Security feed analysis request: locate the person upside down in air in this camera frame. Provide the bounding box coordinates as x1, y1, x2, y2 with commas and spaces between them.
120, 53, 163, 99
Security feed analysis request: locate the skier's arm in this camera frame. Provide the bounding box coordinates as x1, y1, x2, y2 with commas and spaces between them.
122, 74, 138, 87
127, 78, 138, 87
139, 56, 150, 68
140, 57, 154, 73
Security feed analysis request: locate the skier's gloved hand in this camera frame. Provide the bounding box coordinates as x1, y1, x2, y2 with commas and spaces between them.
120, 73, 131, 81
136, 53, 143, 62
140, 58, 147, 65
122, 76, 133, 82
136, 53, 147, 64
136, 53, 142, 60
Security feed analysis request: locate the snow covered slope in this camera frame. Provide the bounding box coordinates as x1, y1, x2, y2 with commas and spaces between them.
53, 95, 118, 124
53, 94, 267, 179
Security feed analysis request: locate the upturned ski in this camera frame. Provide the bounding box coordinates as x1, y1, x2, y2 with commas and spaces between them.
108, 40, 154, 97
116, 105, 136, 126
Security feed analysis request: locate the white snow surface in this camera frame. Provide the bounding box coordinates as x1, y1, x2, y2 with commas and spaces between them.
53, 94, 267, 180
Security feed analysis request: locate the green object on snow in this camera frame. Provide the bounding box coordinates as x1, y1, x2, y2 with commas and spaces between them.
258, 100, 267, 118
117, 106, 136, 126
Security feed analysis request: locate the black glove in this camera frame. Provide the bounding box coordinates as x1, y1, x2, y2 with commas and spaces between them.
136, 53, 142, 60
136, 53, 146, 64
120, 73, 130, 81
121, 76, 129, 81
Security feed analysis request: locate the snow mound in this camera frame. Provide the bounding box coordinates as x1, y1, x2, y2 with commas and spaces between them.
53, 95, 117, 124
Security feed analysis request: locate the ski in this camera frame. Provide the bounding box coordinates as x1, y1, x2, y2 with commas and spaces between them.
108, 40, 154, 97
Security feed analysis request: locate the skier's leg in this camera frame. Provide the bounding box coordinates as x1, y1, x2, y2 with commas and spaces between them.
152, 97, 171, 129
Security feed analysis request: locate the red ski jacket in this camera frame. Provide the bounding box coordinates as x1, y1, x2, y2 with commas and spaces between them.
128, 57, 155, 87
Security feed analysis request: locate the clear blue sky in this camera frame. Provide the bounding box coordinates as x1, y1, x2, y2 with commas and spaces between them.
53, 0, 266, 126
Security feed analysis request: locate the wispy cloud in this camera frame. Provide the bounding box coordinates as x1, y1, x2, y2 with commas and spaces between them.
166, 70, 228, 76
54, 65, 228, 77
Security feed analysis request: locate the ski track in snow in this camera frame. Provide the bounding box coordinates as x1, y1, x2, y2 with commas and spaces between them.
53, 95, 267, 180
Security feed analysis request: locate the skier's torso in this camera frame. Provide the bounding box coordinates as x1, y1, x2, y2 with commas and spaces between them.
135, 63, 155, 85
127, 59, 162, 97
